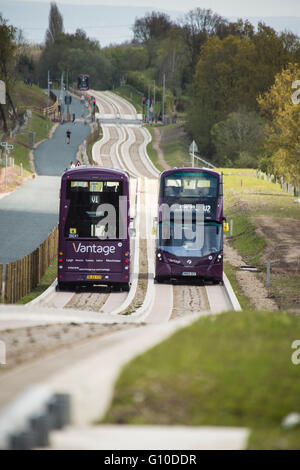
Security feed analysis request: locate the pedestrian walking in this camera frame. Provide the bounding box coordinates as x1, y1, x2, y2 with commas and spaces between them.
66, 129, 71, 144
72, 113, 76, 123
70, 161, 75, 168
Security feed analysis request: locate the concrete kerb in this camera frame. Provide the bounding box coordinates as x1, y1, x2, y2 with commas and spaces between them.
223, 272, 242, 311
24, 279, 58, 309
0, 385, 71, 450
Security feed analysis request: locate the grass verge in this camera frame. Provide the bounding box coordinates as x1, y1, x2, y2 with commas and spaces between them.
158, 123, 190, 168
102, 310, 300, 449
12, 111, 53, 172
115, 85, 142, 113
16, 260, 57, 305
221, 168, 300, 311
144, 126, 164, 173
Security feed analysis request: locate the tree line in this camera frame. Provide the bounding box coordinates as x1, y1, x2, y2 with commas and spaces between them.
1, 2, 300, 184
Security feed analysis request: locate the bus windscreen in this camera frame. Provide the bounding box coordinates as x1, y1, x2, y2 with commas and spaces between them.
163, 172, 218, 198
158, 221, 222, 257
64, 180, 125, 239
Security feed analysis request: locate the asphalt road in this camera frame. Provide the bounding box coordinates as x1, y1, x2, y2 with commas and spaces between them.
0, 94, 91, 264
34, 93, 90, 175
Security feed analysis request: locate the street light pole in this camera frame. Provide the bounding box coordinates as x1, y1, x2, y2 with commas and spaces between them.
47, 70, 50, 115
162, 73, 165, 125
66, 69, 70, 120
4, 145, 7, 189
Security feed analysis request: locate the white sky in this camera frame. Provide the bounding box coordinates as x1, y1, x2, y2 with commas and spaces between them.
10, 0, 300, 17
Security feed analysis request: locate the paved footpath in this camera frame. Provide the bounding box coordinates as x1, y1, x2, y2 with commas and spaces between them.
0, 94, 90, 265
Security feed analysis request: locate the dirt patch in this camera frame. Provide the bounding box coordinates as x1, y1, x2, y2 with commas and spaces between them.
0, 166, 30, 193
65, 292, 110, 312
254, 216, 300, 269
0, 323, 135, 372
224, 240, 278, 311
172, 285, 210, 319
152, 128, 170, 171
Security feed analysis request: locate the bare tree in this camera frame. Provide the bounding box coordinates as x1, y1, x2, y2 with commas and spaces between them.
179, 8, 227, 70
133, 11, 173, 43
45, 2, 64, 46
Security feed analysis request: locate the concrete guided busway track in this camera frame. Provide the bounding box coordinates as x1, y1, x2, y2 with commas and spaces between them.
0, 91, 241, 449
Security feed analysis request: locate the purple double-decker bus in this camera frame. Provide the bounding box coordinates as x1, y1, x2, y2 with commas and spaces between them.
77, 74, 89, 91
57, 167, 130, 291
155, 168, 224, 284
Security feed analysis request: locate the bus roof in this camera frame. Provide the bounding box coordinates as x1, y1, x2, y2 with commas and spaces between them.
160, 167, 221, 179
62, 166, 129, 180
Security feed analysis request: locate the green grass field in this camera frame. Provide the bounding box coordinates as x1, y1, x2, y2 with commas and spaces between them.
11, 111, 53, 172
221, 169, 300, 311
102, 310, 300, 449
115, 86, 143, 113
144, 126, 165, 173
3, 82, 54, 173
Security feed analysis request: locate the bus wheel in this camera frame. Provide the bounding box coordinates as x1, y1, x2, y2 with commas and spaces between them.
56, 282, 67, 291
155, 277, 164, 284
121, 283, 130, 292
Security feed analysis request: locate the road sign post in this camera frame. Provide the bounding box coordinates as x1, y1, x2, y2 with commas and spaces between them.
189, 140, 198, 168
0, 80, 6, 104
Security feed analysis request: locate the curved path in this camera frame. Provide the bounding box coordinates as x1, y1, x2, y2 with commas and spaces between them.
0, 91, 239, 449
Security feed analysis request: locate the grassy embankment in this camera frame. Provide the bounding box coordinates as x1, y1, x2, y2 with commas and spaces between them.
100, 148, 300, 448
102, 310, 300, 449
115, 85, 143, 113
145, 122, 191, 173
2, 82, 54, 174
221, 168, 300, 312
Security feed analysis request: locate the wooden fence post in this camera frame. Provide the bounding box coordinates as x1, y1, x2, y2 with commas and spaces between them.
0, 264, 2, 299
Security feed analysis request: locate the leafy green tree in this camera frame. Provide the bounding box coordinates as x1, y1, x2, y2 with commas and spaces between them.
38, 30, 112, 89
257, 62, 300, 185
154, 27, 188, 96
187, 35, 259, 157
211, 109, 265, 167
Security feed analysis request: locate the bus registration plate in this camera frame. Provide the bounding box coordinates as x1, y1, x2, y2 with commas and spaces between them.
87, 275, 102, 280
182, 272, 197, 276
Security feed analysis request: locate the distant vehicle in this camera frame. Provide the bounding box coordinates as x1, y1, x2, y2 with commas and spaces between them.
155, 168, 224, 284
77, 74, 90, 91
57, 167, 130, 291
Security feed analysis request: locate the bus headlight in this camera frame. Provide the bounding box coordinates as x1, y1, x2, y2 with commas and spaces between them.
157, 252, 163, 262
215, 254, 223, 264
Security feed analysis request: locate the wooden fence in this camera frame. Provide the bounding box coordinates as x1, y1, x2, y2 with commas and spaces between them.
257, 170, 300, 197
86, 127, 100, 165
0, 264, 2, 299
2, 226, 58, 304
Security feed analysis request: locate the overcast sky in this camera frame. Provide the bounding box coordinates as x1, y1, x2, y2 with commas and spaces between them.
10, 0, 300, 16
